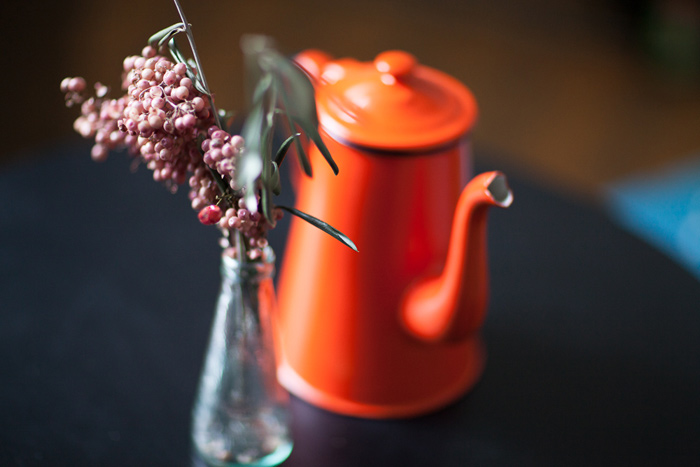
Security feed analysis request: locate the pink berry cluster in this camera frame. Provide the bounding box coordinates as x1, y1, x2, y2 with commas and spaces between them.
189, 164, 220, 213
118, 46, 215, 189
216, 201, 284, 259
61, 45, 281, 260
196, 125, 282, 259
61, 45, 216, 181
202, 128, 245, 189
61, 77, 132, 162
192, 161, 284, 259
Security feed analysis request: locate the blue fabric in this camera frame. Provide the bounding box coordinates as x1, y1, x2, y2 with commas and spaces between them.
605, 155, 700, 281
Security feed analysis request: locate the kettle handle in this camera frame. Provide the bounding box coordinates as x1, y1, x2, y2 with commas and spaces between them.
294, 49, 333, 82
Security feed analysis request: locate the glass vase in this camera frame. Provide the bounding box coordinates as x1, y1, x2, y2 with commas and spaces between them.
191, 249, 292, 467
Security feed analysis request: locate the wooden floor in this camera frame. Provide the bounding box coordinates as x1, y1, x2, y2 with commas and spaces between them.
6, 0, 700, 198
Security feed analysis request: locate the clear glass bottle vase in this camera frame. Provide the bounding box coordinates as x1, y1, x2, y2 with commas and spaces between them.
192, 249, 292, 466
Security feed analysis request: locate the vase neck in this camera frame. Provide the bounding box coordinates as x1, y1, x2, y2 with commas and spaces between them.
221, 247, 276, 282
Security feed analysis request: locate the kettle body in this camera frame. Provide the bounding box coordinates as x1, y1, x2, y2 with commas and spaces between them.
276, 50, 511, 418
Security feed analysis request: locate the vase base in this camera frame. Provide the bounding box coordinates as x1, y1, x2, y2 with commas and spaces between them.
192, 441, 293, 467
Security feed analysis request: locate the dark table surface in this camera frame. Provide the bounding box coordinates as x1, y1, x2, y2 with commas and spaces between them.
2, 139, 699, 466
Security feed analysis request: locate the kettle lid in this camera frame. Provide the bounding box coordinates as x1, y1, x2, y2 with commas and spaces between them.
308, 50, 478, 151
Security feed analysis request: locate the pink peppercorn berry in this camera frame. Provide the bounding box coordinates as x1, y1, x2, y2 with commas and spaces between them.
198, 205, 223, 225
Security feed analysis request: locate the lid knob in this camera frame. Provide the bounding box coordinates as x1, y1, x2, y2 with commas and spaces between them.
374, 51, 416, 80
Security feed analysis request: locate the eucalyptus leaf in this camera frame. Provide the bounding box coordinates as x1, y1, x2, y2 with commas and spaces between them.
240, 34, 276, 55
237, 103, 265, 209
241, 158, 261, 214
259, 122, 275, 224
241, 35, 276, 107
192, 76, 209, 95
260, 125, 273, 179
292, 116, 338, 175
240, 34, 319, 177
280, 105, 312, 177
167, 40, 207, 97
260, 181, 274, 226
237, 34, 345, 231
240, 102, 263, 156
277, 68, 313, 177
270, 161, 282, 195
275, 133, 300, 165
251, 74, 273, 108
237, 145, 264, 190
277, 65, 338, 173
148, 22, 186, 48
241, 35, 317, 125
265, 83, 277, 130
168, 38, 188, 65
267, 51, 318, 126
278, 205, 358, 252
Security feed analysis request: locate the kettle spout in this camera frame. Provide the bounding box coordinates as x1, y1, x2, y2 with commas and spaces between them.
400, 171, 512, 342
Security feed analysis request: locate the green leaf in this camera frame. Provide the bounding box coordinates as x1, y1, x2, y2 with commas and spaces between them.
278, 205, 358, 252
279, 105, 312, 177
167, 39, 211, 99
241, 35, 276, 106
275, 133, 300, 165
260, 181, 274, 227
260, 160, 281, 224
270, 161, 282, 195
148, 23, 186, 48
238, 103, 265, 211
265, 81, 277, 129
240, 35, 317, 177
260, 124, 273, 181
292, 116, 338, 175
272, 68, 314, 176
251, 74, 273, 108
259, 109, 276, 222
264, 49, 337, 175
168, 38, 188, 65
192, 76, 209, 95
267, 51, 319, 127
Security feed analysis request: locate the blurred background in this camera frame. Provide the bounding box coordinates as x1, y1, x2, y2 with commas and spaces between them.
2, 0, 700, 199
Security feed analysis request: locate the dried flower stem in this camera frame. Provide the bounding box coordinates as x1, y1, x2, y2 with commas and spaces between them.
171, 0, 234, 226
172, 0, 222, 129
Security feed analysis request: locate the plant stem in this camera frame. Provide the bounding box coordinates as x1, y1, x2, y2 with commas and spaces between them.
171, 0, 231, 203
232, 228, 248, 261
172, 0, 223, 129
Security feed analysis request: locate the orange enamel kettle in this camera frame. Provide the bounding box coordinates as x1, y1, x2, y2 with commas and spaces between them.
277, 49, 513, 418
